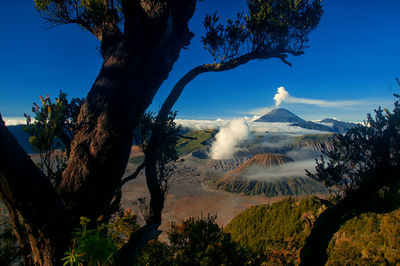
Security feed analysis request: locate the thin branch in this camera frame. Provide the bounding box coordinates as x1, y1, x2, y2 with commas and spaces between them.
120, 162, 145, 187
106, 162, 146, 220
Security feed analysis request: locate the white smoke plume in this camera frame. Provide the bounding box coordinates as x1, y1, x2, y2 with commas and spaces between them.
211, 119, 249, 159
273, 86, 362, 107
273, 87, 289, 106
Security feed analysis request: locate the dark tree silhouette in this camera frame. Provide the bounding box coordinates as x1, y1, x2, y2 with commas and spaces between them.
0, 0, 322, 264
300, 93, 400, 265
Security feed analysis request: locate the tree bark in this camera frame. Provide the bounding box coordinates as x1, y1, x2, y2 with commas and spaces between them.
0, 2, 196, 264
57, 0, 196, 222
0, 116, 71, 265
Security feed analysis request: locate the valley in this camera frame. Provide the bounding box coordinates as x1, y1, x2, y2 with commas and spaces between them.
120, 119, 335, 235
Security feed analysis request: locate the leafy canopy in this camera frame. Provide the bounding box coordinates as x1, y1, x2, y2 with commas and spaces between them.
24, 91, 84, 186
307, 94, 400, 198
202, 0, 323, 63
34, 0, 123, 40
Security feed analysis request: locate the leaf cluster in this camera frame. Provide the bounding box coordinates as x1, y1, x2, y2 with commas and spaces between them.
62, 216, 118, 266
106, 209, 139, 248
24, 91, 84, 186
134, 111, 181, 193
202, 12, 248, 63
307, 94, 400, 197
34, 0, 123, 40
135, 214, 248, 266
202, 0, 323, 63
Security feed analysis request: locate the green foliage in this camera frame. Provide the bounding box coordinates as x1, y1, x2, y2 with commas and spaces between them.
226, 196, 400, 264
107, 209, 139, 249
62, 217, 118, 266
307, 94, 400, 197
34, 0, 122, 40
136, 215, 248, 266
24, 91, 84, 186
326, 209, 400, 265
202, 12, 247, 63
34, 0, 51, 11
133, 111, 182, 193
168, 215, 247, 265
202, 0, 323, 63
134, 240, 172, 266
224, 197, 327, 264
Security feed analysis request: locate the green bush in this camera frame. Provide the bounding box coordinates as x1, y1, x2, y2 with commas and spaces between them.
136, 215, 249, 266
62, 217, 117, 266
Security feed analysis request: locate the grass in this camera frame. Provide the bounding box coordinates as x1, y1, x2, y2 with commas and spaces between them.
294, 133, 334, 141
176, 129, 216, 156
128, 129, 216, 163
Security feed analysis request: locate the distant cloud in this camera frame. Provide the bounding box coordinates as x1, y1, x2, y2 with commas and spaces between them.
274, 87, 363, 107
2, 117, 26, 126
175, 118, 228, 130
177, 118, 328, 135
245, 86, 393, 122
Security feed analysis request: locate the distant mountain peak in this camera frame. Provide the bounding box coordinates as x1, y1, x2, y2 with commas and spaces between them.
254, 108, 305, 123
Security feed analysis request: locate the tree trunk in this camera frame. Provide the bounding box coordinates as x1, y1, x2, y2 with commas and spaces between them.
0, 2, 196, 264
0, 117, 71, 265
57, 0, 196, 223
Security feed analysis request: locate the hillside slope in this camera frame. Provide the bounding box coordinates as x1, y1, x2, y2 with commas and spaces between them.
224, 196, 400, 265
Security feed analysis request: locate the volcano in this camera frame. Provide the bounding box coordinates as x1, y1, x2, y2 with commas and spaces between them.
254, 108, 305, 123
211, 153, 327, 197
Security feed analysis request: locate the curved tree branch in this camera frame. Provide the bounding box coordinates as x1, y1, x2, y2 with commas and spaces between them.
106, 162, 146, 220
120, 161, 145, 187
126, 50, 294, 259
156, 50, 291, 124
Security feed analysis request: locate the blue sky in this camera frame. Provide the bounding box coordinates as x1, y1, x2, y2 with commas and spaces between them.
1, 1, 400, 124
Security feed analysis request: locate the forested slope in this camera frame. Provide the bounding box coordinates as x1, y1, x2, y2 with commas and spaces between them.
224, 197, 400, 265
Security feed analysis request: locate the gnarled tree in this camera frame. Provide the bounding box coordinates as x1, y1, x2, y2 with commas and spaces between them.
0, 0, 322, 264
